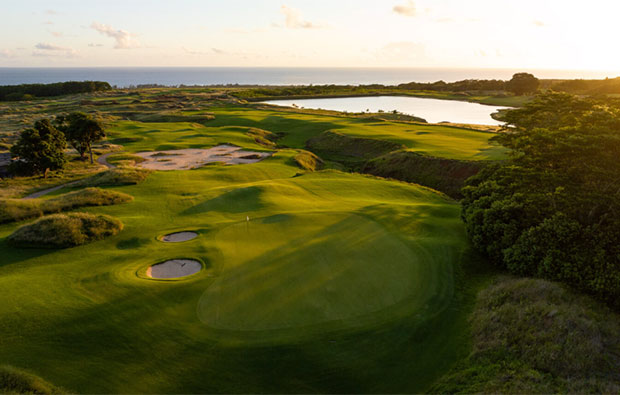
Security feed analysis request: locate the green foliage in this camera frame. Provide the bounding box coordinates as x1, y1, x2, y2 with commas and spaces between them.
55, 112, 105, 163
0, 187, 133, 224
294, 150, 323, 171
462, 92, 620, 305
363, 151, 485, 198
432, 277, 620, 393
7, 212, 123, 248
0, 365, 63, 394
506, 72, 540, 95
104, 153, 146, 164
246, 127, 280, 148
77, 167, 151, 187
9, 119, 66, 176
0, 81, 111, 102
306, 130, 404, 164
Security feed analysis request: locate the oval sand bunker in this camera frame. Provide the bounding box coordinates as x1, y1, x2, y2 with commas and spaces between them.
147, 259, 202, 279
161, 231, 198, 243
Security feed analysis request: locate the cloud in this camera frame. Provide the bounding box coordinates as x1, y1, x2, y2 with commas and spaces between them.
48, 30, 63, 37
33, 42, 77, 57
0, 49, 14, 58
45, 9, 57, 15
280, 5, 319, 29
211, 48, 227, 55
42, 21, 54, 25
533, 20, 545, 27
91, 22, 140, 49
88, 43, 104, 47
393, 1, 416, 16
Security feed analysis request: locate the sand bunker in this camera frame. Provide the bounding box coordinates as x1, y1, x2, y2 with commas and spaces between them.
147, 259, 202, 279
160, 231, 198, 242
134, 144, 272, 170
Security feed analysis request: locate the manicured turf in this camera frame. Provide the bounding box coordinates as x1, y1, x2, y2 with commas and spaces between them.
0, 103, 501, 393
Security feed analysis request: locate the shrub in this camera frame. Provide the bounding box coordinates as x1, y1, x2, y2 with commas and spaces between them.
104, 153, 146, 165
432, 277, 620, 393
77, 167, 151, 187
7, 212, 123, 248
0, 365, 63, 394
0, 188, 132, 224
294, 150, 324, 171
9, 119, 66, 176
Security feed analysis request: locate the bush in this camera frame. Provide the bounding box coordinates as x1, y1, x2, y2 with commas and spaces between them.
9, 119, 66, 176
432, 277, 620, 393
0, 365, 63, 394
77, 167, 151, 187
7, 212, 123, 248
294, 150, 323, 171
0, 188, 132, 224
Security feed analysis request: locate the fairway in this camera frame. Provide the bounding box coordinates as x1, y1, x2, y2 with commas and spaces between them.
0, 101, 494, 393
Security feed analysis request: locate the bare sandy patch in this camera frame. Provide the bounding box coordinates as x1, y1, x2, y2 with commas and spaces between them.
147, 259, 202, 279
134, 144, 272, 170
161, 231, 198, 243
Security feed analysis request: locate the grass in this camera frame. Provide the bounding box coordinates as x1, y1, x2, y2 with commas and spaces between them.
7, 212, 123, 248
104, 153, 147, 165
432, 277, 620, 393
306, 130, 404, 163
0, 187, 133, 224
76, 167, 151, 187
294, 150, 324, 171
0, 365, 63, 394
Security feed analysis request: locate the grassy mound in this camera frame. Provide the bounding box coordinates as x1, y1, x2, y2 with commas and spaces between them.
0, 188, 133, 224
78, 167, 151, 187
7, 212, 123, 248
0, 365, 63, 394
294, 150, 324, 171
363, 151, 485, 198
432, 277, 620, 393
104, 153, 147, 165
246, 128, 280, 148
305, 131, 404, 163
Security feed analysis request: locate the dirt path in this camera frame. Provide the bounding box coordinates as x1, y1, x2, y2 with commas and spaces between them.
97, 153, 117, 169
23, 181, 80, 199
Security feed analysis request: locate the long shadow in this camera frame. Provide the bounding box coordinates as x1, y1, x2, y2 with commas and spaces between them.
181, 186, 264, 216
0, 238, 59, 268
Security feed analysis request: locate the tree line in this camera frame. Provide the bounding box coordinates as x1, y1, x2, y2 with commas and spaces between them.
461, 92, 620, 307
0, 81, 111, 101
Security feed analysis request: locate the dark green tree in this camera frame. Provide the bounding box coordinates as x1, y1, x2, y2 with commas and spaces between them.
462, 92, 620, 306
10, 119, 66, 176
506, 72, 540, 95
55, 112, 105, 164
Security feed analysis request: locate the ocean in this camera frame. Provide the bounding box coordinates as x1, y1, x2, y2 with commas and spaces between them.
0, 67, 617, 88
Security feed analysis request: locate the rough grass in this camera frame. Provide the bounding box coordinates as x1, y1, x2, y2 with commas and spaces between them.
246, 127, 280, 148
363, 151, 485, 199
0, 188, 133, 224
77, 167, 151, 187
0, 365, 63, 394
104, 153, 147, 164
294, 150, 324, 171
306, 130, 404, 163
432, 277, 620, 393
7, 212, 123, 248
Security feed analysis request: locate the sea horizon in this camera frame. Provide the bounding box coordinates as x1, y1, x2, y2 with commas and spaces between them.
0, 66, 617, 88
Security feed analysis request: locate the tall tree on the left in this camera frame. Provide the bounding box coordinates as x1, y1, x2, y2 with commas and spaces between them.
10, 119, 66, 176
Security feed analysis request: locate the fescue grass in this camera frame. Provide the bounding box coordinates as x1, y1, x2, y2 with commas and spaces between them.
104, 153, 147, 165
0, 187, 133, 224
77, 167, 151, 187
7, 212, 123, 248
294, 150, 324, 171
0, 365, 63, 394
306, 130, 404, 163
432, 277, 620, 393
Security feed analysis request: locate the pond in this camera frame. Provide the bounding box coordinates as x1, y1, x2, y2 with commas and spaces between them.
264, 95, 509, 125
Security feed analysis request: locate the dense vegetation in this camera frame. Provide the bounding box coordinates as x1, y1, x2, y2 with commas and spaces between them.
0, 81, 111, 102
462, 92, 620, 306
0, 365, 63, 394
541, 76, 620, 95
433, 277, 620, 393
76, 167, 151, 187
7, 212, 123, 248
0, 187, 132, 224
9, 119, 67, 176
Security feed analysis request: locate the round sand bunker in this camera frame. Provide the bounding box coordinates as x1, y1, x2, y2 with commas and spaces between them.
160, 231, 198, 243
147, 259, 202, 279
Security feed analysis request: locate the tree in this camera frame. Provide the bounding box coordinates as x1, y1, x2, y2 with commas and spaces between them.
506, 72, 540, 95
56, 112, 105, 164
461, 92, 620, 306
10, 119, 66, 176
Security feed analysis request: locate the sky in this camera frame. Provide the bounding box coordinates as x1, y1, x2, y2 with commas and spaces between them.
1, 0, 619, 73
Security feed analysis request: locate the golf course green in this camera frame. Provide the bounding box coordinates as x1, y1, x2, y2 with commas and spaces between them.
0, 98, 499, 393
